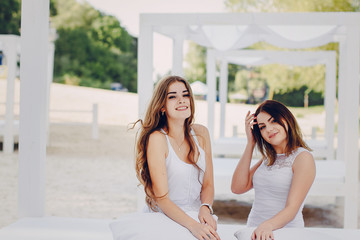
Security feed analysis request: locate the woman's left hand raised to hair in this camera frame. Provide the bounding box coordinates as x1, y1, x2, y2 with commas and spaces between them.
198, 206, 217, 230
245, 111, 256, 145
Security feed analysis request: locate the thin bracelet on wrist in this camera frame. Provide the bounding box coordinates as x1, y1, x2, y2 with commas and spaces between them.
200, 203, 214, 215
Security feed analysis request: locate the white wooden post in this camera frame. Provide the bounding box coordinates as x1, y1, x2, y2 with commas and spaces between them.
172, 35, 184, 77
336, 39, 346, 162
3, 36, 18, 153
18, 0, 50, 217
324, 52, 336, 160
206, 49, 216, 141
137, 15, 154, 210
342, 27, 359, 229
46, 40, 55, 146
138, 16, 154, 118
92, 103, 98, 139
219, 59, 228, 138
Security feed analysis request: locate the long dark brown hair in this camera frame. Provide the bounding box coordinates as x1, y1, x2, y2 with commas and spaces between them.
133, 75, 197, 210
252, 100, 311, 166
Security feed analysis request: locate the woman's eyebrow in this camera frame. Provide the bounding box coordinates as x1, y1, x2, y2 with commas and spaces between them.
258, 117, 273, 126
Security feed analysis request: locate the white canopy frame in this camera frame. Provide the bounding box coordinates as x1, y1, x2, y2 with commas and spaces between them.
208, 49, 336, 160
0, 35, 20, 154
138, 12, 360, 228
17, 0, 50, 217
0, 33, 54, 154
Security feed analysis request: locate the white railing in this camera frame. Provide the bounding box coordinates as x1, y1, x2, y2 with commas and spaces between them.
50, 103, 98, 139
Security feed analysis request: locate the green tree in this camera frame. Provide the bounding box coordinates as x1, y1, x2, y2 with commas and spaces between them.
0, 0, 21, 35
51, 0, 137, 92
224, 0, 356, 12
184, 42, 207, 83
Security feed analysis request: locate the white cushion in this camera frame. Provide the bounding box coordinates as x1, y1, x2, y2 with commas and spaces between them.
110, 211, 218, 240
234, 227, 340, 240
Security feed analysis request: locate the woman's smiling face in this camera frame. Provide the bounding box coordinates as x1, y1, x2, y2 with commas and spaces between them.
163, 81, 191, 120
256, 111, 288, 153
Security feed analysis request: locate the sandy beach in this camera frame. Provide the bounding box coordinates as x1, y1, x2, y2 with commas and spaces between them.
0, 79, 359, 229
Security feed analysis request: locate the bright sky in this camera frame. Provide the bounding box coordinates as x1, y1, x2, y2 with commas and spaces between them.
86, 0, 227, 36
86, 0, 228, 75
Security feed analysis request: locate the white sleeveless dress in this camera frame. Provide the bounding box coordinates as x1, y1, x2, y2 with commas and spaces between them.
109, 128, 210, 240
144, 128, 206, 213
247, 147, 310, 228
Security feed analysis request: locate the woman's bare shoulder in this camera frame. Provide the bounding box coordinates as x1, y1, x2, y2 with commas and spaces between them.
148, 130, 167, 144
192, 123, 209, 137
293, 150, 315, 169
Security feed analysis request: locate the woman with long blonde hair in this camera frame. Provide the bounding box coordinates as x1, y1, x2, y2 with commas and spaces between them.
110, 76, 220, 240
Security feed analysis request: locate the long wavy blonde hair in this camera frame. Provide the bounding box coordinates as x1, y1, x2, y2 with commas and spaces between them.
133, 75, 197, 210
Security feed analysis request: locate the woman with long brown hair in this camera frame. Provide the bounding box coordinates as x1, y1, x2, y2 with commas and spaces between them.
110, 75, 220, 240
231, 100, 315, 240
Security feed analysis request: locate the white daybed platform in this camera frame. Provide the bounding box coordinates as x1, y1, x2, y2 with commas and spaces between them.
0, 217, 359, 239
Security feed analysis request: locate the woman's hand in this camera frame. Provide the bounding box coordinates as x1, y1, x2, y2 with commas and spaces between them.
251, 222, 274, 240
198, 205, 217, 230
245, 111, 256, 144
189, 221, 221, 240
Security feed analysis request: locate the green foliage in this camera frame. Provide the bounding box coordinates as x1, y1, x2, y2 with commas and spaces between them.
184, 42, 207, 83
54, 26, 137, 91
273, 86, 324, 107
228, 64, 247, 92
224, 0, 357, 12
0, 0, 137, 91
90, 15, 135, 53
51, 0, 137, 92
0, 0, 21, 35
50, 0, 58, 17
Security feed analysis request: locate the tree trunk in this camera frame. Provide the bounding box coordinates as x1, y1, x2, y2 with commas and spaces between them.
304, 92, 309, 108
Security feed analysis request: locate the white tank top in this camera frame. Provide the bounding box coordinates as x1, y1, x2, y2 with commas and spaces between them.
144, 128, 206, 213
247, 147, 310, 228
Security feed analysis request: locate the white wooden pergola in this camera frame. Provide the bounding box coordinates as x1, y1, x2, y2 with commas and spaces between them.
138, 13, 360, 228
0, 35, 20, 154
0, 33, 54, 154
1, 5, 360, 239
17, 0, 50, 217
209, 49, 336, 160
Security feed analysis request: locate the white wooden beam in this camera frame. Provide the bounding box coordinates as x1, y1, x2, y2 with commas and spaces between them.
172, 35, 184, 77
3, 36, 19, 153
138, 16, 154, 118
342, 26, 359, 229
206, 49, 216, 142
143, 12, 360, 27
336, 38, 346, 162
219, 59, 228, 138
18, 0, 50, 217
46, 41, 55, 145
324, 52, 336, 159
